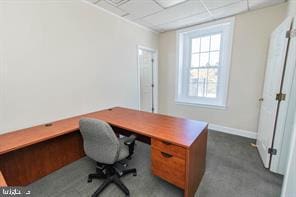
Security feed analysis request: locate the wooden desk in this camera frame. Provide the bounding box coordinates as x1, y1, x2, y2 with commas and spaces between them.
0, 107, 208, 197
0, 171, 7, 187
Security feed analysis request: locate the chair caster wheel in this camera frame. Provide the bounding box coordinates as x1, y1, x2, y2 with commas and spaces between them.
87, 178, 92, 183
133, 172, 137, 176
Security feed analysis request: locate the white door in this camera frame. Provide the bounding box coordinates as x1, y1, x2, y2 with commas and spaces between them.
270, 18, 296, 174
138, 48, 155, 113
256, 18, 293, 168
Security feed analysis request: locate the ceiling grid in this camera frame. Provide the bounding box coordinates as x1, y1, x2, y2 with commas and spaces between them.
88, 0, 286, 32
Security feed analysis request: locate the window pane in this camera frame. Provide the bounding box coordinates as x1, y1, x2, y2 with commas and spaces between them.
209, 51, 220, 66
210, 34, 221, 51
189, 69, 198, 97
200, 52, 209, 67
208, 68, 218, 83
198, 69, 207, 97
207, 83, 217, 98
200, 36, 210, 52
192, 38, 200, 53
191, 54, 200, 67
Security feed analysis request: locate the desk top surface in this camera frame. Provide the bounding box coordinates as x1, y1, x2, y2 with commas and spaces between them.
0, 107, 207, 154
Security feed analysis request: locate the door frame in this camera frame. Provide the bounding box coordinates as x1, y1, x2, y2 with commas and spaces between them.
137, 45, 158, 113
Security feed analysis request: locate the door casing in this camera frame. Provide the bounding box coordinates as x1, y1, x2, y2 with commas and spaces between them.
137, 45, 158, 113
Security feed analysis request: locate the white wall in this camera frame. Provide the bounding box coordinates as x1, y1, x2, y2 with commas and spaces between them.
158, 3, 287, 136
0, 1, 158, 134
287, 0, 296, 16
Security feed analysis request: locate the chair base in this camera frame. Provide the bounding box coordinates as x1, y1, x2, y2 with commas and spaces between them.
88, 163, 137, 197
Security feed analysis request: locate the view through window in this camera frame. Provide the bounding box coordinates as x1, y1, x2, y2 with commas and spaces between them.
189, 33, 221, 98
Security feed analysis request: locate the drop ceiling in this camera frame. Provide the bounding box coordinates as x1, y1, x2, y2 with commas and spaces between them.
86, 0, 286, 32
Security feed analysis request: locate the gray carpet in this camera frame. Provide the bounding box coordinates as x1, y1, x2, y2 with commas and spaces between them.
26, 131, 283, 197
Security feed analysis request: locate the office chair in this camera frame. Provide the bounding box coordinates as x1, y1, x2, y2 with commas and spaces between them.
79, 118, 137, 197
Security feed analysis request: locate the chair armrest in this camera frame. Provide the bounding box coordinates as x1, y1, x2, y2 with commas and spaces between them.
124, 135, 136, 146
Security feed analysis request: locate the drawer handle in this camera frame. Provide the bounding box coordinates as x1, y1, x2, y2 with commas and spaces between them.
162, 141, 172, 145
161, 152, 173, 158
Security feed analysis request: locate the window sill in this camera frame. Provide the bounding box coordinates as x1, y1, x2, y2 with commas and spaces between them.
175, 100, 227, 110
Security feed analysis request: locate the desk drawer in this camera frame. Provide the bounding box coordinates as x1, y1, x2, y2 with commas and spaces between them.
151, 138, 186, 159
151, 148, 185, 189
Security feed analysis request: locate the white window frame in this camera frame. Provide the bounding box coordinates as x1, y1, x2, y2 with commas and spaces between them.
176, 17, 234, 109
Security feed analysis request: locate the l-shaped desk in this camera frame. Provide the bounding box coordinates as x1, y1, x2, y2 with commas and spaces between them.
0, 107, 208, 197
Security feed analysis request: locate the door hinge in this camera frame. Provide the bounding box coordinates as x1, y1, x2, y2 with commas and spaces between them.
152, 107, 154, 112
151, 84, 154, 88
268, 148, 277, 155
286, 29, 296, 38
151, 58, 154, 63
276, 93, 286, 101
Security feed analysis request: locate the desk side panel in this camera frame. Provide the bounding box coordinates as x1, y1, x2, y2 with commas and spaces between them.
185, 127, 208, 197
0, 131, 85, 186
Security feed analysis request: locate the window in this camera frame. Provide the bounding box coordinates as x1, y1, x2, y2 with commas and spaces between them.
176, 18, 234, 108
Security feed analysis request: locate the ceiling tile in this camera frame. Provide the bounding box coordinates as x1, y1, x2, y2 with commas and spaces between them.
105, 0, 129, 6
134, 19, 159, 31
119, 0, 163, 20
211, 0, 248, 19
201, 0, 242, 10
96, 0, 127, 16
156, 12, 212, 32
142, 0, 207, 26
248, 0, 285, 10
86, 0, 99, 3
155, 0, 187, 8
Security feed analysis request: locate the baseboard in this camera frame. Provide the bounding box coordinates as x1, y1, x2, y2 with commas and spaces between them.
208, 124, 257, 139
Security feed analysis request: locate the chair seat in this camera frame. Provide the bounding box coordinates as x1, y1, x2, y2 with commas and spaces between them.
118, 137, 130, 161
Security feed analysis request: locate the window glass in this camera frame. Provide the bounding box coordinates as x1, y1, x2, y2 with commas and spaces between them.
200, 36, 210, 52
210, 34, 221, 51
191, 54, 200, 67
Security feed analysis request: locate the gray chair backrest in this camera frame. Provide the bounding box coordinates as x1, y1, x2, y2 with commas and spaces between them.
79, 118, 120, 165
